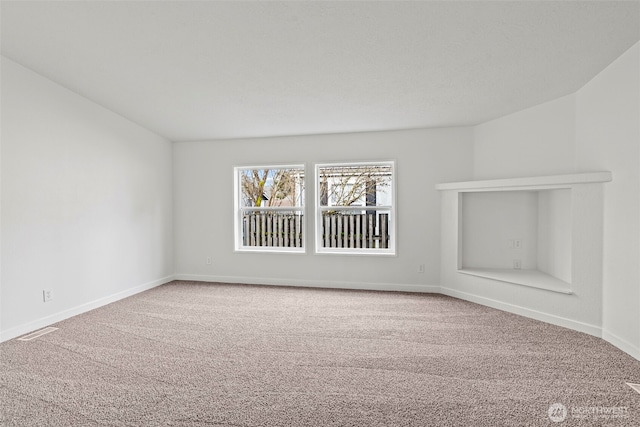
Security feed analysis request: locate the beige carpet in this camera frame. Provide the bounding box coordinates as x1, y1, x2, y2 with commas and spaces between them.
1, 280, 639, 426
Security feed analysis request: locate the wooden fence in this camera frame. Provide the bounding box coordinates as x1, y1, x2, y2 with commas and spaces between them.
242, 211, 390, 249
321, 212, 390, 249
243, 212, 304, 248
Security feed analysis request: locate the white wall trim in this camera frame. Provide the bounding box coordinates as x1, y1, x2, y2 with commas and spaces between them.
602, 329, 640, 361
174, 274, 440, 294
439, 286, 602, 338
0, 275, 175, 343
435, 171, 612, 191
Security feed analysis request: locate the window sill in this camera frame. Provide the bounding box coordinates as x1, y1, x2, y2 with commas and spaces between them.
458, 268, 572, 295
235, 247, 306, 254
316, 248, 396, 256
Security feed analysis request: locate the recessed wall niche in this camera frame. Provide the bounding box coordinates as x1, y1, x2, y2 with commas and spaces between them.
436, 172, 611, 295
460, 189, 572, 291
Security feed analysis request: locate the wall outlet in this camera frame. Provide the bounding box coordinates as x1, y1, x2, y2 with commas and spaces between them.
418, 264, 425, 273
513, 259, 522, 270
43, 290, 53, 302
206, 257, 212, 265
509, 239, 523, 249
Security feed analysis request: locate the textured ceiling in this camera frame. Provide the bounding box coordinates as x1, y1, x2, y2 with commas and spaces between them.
1, 1, 639, 142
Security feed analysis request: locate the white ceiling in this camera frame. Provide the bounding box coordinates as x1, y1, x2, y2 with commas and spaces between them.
1, 1, 639, 142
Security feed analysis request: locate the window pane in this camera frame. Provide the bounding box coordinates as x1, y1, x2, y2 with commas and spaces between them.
317, 164, 392, 207
239, 168, 304, 208
316, 162, 395, 255
241, 210, 304, 248
235, 165, 305, 252
319, 210, 391, 250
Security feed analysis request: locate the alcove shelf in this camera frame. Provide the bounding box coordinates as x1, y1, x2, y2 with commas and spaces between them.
434, 171, 612, 191
436, 172, 612, 294
458, 268, 573, 294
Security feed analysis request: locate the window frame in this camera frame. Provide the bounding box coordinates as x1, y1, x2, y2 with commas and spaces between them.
233, 164, 306, 253
314, 160, 397, 256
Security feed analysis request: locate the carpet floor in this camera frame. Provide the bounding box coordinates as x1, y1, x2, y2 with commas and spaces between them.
1, 280, 639, 426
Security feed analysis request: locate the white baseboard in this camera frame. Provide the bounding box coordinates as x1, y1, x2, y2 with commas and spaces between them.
173, 274, 440, 294
602, 329, 640, 361
439, 286, 603, 338
0, 275, 175, 343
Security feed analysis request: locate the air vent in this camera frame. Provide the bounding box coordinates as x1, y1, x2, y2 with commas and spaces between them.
17, 327, 58, 341
627, 383, 640, 395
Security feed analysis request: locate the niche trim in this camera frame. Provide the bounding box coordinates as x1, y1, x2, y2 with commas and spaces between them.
436, 172, 611, 295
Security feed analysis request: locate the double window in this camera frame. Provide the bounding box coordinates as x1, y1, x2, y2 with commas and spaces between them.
234, 161, 395, 255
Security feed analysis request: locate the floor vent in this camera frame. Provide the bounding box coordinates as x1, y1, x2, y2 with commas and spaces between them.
17, 327, 58, 341
627, 383, 640, 395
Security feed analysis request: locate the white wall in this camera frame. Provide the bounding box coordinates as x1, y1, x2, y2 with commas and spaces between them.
173, 128, 473, 292
473, 94, 576, 180
575, 42, 640, 358
0, 57, 174, 341
537, 189, 572, 283
453, 42, 640, 359
461, 189, 571, 280
461, 191, 539, 270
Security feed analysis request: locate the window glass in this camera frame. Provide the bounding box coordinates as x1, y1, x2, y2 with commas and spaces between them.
316, 162, 395, 255
235, 166, 305, 252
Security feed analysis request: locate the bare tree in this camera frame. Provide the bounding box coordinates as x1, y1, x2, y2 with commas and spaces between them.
240, 168, 303, 207
241, 169, 269, 207
240, 165, 389, 209
319, 165, 391, 207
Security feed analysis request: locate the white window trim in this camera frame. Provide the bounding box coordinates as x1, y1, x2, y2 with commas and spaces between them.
314, 161, 396, 256
234, 164, 306, 253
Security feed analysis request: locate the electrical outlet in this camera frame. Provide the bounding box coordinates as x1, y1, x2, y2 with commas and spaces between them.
418, 264, 425, 273
513, 259, 522, 270
43, 290, 53, 302
206, 257, 212, 265
509, 239, 523, 249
